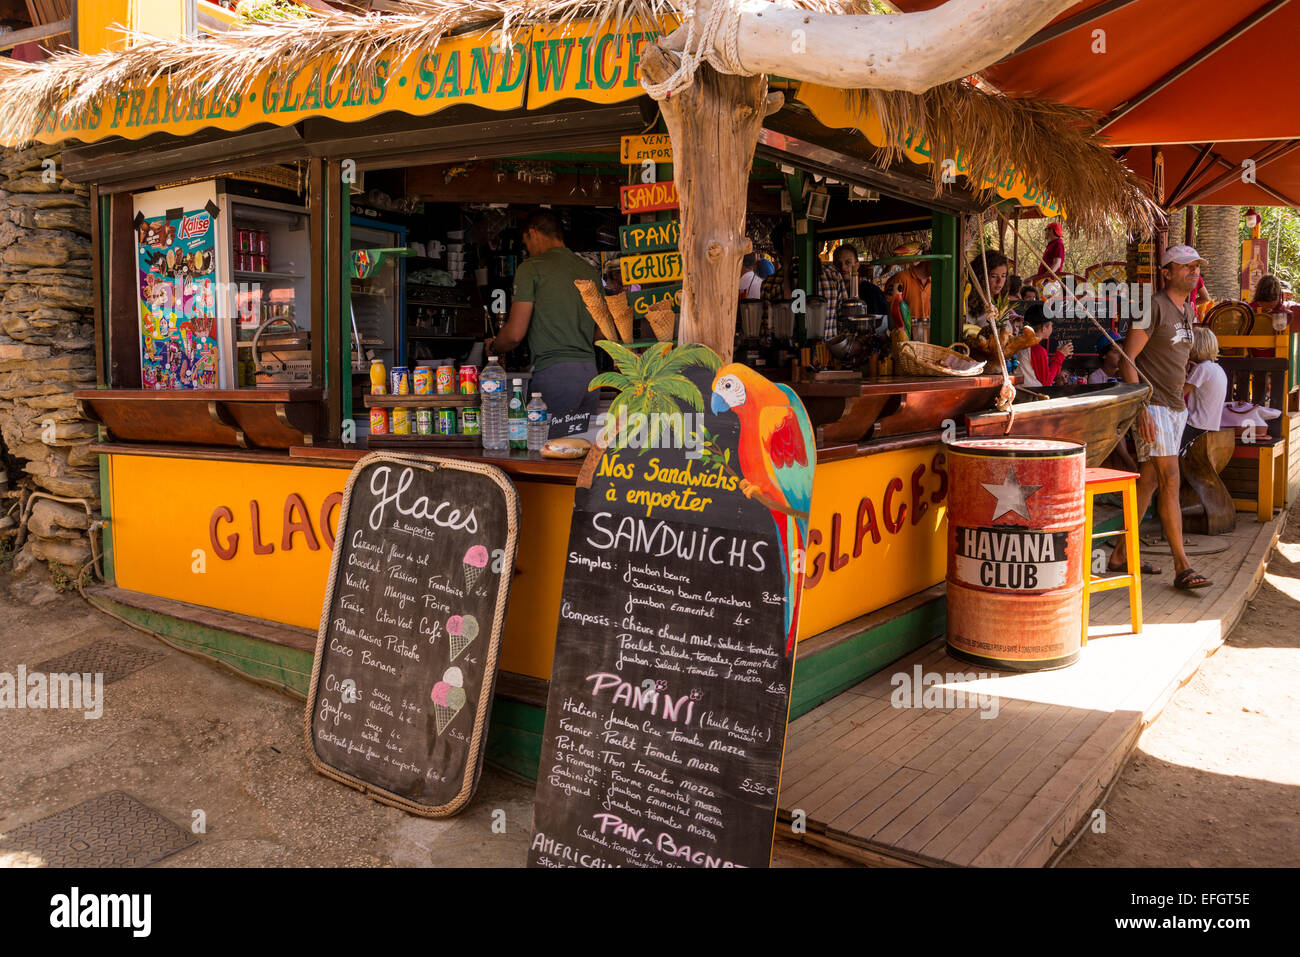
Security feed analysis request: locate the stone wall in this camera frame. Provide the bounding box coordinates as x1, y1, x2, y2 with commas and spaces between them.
0, 143, 99, 572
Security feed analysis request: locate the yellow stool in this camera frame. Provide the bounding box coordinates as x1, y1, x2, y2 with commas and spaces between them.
1082, 467, 1143, 645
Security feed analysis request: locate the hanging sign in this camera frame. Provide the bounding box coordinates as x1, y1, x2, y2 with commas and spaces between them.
1136, 242, 1155, 281
619, 219, 680, 254
305, 452, 519, 817
529, 347, 816, 868
629, 283, 683, 317
619, 181, 679, 214
620, 249, 682, 285
1241, 239, 1269, 300
620, 134, 674, 164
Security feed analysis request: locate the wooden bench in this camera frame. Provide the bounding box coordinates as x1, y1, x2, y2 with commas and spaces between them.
1218, 357, 1289, 522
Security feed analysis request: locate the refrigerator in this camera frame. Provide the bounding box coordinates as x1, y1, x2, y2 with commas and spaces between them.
349, 216, 406, 375
133, 181, 311, 390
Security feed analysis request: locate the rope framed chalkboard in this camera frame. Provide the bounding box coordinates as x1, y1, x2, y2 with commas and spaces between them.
303, 452, 519, 817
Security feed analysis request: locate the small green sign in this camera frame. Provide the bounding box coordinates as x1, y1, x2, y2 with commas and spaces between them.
630, 283, 682, 316
618, 219, 681, 254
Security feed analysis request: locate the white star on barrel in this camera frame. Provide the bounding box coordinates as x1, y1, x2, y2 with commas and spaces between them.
980, 467, 1042, 521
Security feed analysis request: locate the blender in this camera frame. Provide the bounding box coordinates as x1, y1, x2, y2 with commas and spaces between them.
738, 298, 765, 367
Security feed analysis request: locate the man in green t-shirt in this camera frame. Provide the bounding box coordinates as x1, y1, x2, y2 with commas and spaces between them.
488, 209, 601, 416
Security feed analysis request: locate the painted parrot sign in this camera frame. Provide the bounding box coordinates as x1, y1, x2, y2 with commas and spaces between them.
529, 342, 815, 868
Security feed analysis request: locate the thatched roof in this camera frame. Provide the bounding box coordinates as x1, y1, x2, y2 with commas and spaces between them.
0, 0, 1156, 234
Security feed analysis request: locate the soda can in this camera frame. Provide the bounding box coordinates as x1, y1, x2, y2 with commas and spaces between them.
391, 407, 411, 435
237, 230, 250, 253
412, 365, 434, 395
437, 409, 458, 435
390, 366, 411, 396
369, 407, 389, 435
459, 365, 479, 394
416, 408, 435, 435
436, 365, 456, 395
459, 407, 481, 435
257, 231, 268, 255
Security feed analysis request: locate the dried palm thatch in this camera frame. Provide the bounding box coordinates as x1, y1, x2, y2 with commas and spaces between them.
0, 0, 1154, 233
853, 83, 1160, 237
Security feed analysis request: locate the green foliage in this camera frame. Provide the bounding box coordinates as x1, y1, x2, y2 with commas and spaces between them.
237, 0, 311, 23
592, 341, 720, 455
1242, 208, 1300, 290
49, 563, 75, 593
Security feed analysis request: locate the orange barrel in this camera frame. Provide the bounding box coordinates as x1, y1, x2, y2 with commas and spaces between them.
945, 437, 1086, 671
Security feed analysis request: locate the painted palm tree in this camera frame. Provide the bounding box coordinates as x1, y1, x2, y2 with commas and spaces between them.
576, 340, 720, 489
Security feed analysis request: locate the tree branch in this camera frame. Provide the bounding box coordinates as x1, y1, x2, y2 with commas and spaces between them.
683, 0, 1081, 94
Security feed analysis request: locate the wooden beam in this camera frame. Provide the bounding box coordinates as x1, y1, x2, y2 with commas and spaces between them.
0, 15, 70, 50
1178, 140, 1300, 208
1166, 142, 1216, 209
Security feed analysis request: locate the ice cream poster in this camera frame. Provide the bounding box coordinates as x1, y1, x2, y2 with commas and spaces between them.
136, 206, 219, 390
305, 454, 520, 817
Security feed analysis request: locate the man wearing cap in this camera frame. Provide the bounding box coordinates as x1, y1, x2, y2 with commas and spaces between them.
1109, 245, 1211, 590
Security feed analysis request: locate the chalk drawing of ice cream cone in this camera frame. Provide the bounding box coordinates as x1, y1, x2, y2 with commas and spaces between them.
430, 666, 467, 734
462, 545, 489, 592
446, 614, 480, 662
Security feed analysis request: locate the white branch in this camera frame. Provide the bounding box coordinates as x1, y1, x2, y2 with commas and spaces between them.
664, 0, 1079, 94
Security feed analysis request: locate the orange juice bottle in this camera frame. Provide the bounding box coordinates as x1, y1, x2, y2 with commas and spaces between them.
369, 358, 387, 395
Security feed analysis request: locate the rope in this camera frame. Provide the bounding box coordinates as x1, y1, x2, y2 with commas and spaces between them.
641, 0, 747, 100
994, 209, 1155, 396
965, 216, 1018, 433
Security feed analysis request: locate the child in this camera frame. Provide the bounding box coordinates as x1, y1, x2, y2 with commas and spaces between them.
1182, 325, 1227, 454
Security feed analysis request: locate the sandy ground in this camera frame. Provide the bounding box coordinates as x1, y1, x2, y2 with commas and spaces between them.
2, 503, 1295, 868
0, 569, 846, 867
1061, 503, 1300, 867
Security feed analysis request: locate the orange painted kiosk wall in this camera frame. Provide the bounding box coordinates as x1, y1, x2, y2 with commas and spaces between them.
106, 444, 949, 681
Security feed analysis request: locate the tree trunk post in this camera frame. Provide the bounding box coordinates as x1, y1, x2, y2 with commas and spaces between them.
641, 46, 781, 363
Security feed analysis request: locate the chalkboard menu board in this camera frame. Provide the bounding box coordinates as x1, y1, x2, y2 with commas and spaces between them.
529, 346, 815, 867
305, 452, 519, 817
1041, 297, 1131, 355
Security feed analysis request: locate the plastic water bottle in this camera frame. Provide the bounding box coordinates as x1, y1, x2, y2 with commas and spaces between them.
526, 393, 549, 452
480, 356, 508, 450
508, 378, 527, 451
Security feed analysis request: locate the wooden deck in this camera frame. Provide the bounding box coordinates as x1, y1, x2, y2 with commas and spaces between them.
775, 508, 1287, 867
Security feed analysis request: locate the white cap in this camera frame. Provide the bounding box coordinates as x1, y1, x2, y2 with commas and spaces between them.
1162, 244, 1207, 267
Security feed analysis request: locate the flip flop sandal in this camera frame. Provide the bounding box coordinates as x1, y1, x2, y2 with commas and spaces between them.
1174, 568, 1212, 590
1108, 556, 1161, 575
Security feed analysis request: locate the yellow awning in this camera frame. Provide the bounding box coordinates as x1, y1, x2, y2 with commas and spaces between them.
796, 82, 1062, 218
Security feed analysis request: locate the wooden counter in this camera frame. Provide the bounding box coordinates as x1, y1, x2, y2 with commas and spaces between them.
793, 374, 1008, 444
288, 441, 584, 484
76, 388, 322, 449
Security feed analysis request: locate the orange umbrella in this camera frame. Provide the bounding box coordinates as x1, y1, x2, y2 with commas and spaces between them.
892, 0, 1300, 207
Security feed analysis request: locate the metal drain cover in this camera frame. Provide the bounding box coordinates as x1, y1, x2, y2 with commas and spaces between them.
0, 791, 197, 867
34, 639, 165, 686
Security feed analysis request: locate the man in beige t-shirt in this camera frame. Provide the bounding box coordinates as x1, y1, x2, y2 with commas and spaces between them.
1110, 245, 1210, 590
